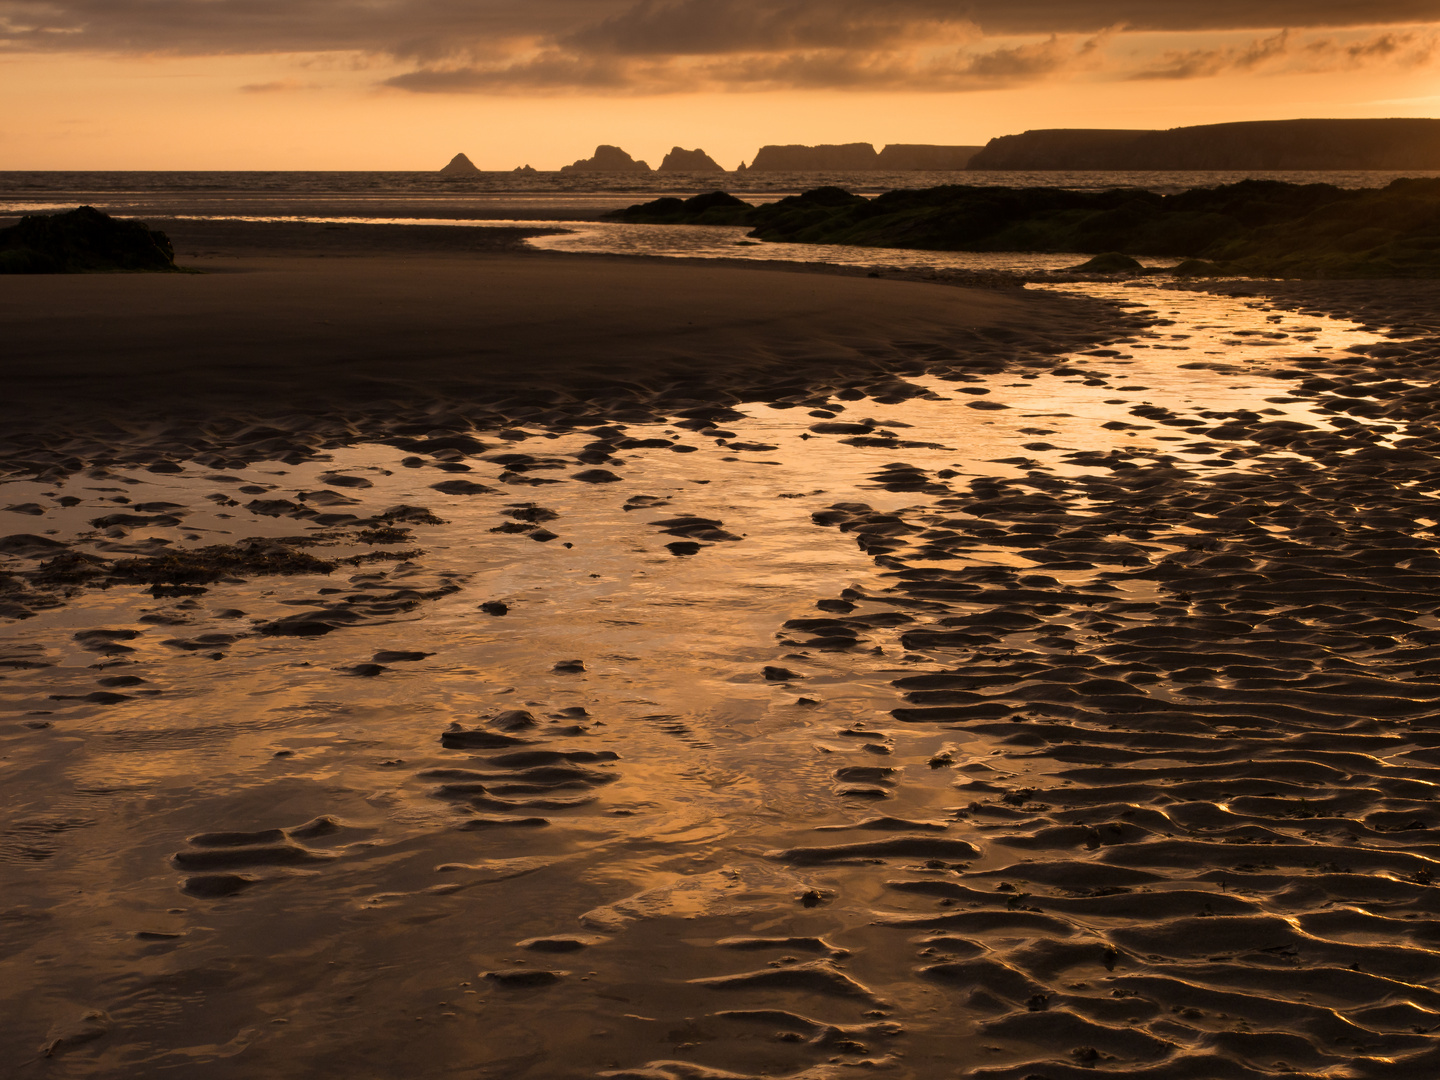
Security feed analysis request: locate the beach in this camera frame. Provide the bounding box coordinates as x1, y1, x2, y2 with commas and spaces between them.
4, 218, 1440, 1080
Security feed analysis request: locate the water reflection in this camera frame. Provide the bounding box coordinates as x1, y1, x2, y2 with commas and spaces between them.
0, 269, 1419, 1076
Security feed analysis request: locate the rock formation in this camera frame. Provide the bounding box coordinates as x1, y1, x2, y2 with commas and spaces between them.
738, 177, 1440, 278
559, 145, 652, 173
512, 164, 538, 174
746, 143, 979, 170
0, 206, 176, 274
968, 119, 1440, 171
439, 152, 481, 175
658, 147, 726, 172
602, 191, 753, 225
748, 143, 881, 170
876, 144, 983, 170
967, 130, 1157, 170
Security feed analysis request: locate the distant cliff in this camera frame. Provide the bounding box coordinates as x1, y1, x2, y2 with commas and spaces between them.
968, 119, 1440, 170
877, 144, 983, 170
659, 147, 725, 172
967, 130, 1153, 170
749, 143, 880, 170
747, 142, 980, 170
560, 145, 651, 173
439, 153, 481, 176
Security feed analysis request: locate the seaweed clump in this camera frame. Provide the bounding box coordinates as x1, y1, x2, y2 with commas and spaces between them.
109, 538, 336, 586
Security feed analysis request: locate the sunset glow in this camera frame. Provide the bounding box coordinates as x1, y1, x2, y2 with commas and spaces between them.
2, 2, 1439, 168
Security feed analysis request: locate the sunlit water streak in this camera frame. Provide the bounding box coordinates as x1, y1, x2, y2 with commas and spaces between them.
0, 260, 1407, 1075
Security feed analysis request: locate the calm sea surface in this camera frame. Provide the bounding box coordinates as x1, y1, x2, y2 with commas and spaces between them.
3, 168, 1438, 222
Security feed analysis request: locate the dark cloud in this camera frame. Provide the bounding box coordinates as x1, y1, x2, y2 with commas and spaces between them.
1129, 29, 1291, 80
561, 0, 968, 57
0, 0, 601, 60
1130, 27, 1436, 79
563, 0, 1440, 57
388, 53, 642, 93
390, 34, 1109, 94
2, 0, 1437, 93
2, 0, 1436, 59
239, 78, 322, 92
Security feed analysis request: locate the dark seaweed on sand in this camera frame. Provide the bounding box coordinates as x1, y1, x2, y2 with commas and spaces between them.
0, 206, 177, 274
108, 539, 336, 585
608, 178, 1440, 278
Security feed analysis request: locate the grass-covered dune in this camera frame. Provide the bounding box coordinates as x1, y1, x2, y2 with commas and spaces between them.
605, 178, 1440, 278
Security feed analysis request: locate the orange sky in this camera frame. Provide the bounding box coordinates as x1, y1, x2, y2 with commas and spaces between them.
2, 2, 1438, 169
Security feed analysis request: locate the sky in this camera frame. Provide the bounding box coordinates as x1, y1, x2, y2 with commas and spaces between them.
2, 0, 1440, 169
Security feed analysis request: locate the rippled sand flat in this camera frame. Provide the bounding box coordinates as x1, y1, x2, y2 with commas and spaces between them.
4, 235, 1440, 1079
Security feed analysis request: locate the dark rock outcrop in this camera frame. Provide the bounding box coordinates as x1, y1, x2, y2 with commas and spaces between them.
659, 147, 725, 172
603, 190, 753, 226
0, 206, 176, 274
749, 143, 880, 170
559, 145, 651, 173
877, 144, 983, 170
439, 153, 481, 176
512, 164, 538, 174
741, 177, 1440, 278
1068, 252, 1144, 274
969, 119, 1440, 171
601, 173, 1440, 277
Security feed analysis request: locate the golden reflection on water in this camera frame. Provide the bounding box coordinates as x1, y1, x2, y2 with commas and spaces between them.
0, 284, 1410, 1077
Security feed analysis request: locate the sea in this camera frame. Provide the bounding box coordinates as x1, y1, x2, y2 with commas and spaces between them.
6, 167, 1436, 277
2, 167, 1437, 222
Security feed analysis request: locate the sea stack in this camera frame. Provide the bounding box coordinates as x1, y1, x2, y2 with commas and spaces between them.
559, 145, 652, 173
658, 147, 725, 172
439, 153, 481, 175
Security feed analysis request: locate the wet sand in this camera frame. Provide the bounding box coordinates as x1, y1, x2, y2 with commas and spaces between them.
5, 225, 1440, 1079
1, 220, 1132, 453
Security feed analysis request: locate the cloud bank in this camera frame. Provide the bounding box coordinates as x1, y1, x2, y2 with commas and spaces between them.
2, 0, 1437, 92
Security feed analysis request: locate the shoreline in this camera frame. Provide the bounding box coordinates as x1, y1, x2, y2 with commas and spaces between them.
1, 218, 1146, 475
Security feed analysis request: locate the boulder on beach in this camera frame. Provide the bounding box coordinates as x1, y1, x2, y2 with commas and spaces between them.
658, 147, 726, 172
439, 153, 481, 176
0, 206, 176, 274
1170, 258, 1227, 277
559, 145, 652, 173
1068, 252, 1144, 274
602, 190, 754, 226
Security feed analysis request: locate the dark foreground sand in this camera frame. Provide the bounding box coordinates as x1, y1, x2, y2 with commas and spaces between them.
0, 220, 1138, 462
6, 226, 1440, 1079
